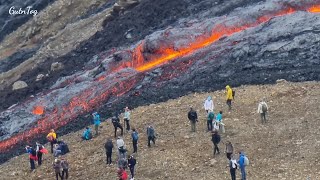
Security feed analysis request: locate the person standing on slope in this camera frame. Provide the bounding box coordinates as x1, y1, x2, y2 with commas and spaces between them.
61, 157, 69, 179
211, 130, 221, 157
128, 155, 137, 180
105, 138, 114, 165
53, 158, 63, 180
225, 85, 234, 110
207, 110, 214, 131
188, 107, 198, 132
204, 96, 214, 114
228, 155, 237, 180
131, 128, 139, 153
92, 112, 101, 136
147, 125, 156, 147
47, 129, 57, 154
36, 142, 46, 166
257, 98, 269, 123
25, 145, 37, 171
112, 113, 124, 138
225, 141, 234, 160
238, 151, 248, 180
124, 107, 131, 132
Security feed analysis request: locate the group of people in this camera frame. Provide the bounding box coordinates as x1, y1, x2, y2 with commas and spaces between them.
25, 85, 268, 180
187, 85, 269, 180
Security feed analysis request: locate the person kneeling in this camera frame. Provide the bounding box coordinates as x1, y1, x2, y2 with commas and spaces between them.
82, 127, 92, 140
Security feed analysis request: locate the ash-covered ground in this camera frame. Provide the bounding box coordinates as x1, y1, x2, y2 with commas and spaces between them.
0, 0, 320, 164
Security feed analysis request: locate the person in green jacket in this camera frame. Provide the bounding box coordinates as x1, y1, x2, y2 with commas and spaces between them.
207, 110, 214, 131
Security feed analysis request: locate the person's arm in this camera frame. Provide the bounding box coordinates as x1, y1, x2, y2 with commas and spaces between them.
257, 103, 261, 113
211, 101, 214, 111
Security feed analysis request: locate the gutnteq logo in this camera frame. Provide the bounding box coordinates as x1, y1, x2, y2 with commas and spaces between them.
8, 6, 38, 16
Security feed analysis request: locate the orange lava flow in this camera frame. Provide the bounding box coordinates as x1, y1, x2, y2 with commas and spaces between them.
133, 7, 312, 72
32, 106, 44, 115
308, 5, 320, 13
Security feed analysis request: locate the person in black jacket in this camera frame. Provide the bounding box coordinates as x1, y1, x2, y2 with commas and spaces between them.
105, 138, 114, 165
128, 155, 136, 179
188, 107, 198, 132
112, 114, 123, 138
211, 130, 221, 157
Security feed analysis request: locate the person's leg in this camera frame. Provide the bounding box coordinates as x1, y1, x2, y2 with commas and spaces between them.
191, 121, 195, 132
118, 125, 124, 136
65, 169, 69, 179
126, 120, 130, 131
209, 120, 213, 131
114, 127, 117, 138
30, 159, 35, 170
260, 113, 264, 123
133, 140, 137, 153
216, 144, 220, 154
51, 141, 54, 153
59, 172, 63, 179
152, 136, 155, 145
207, 121, 210, 131
230, 168, 236, 180
241, 166, 246, 180
213, 143, 217, 155
38, 152, 42, 165
95, 125, 98, 135
264, 112, 267, 123
148, 136, 151, 147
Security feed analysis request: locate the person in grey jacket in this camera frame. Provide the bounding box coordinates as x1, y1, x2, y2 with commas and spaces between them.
225, 141, 234, 160
61, 157, 69, 179
147, 126, 156, 147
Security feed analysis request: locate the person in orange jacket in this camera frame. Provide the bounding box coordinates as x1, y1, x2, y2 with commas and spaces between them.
47, 129, 57, 153
225, 85, 233, 110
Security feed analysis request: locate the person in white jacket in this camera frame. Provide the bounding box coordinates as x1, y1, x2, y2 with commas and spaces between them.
117, 136, 126, 158
257, 98, 268, 123
204, 96, 214, 114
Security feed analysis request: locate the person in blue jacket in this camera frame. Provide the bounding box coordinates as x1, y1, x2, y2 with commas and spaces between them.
92, 112, 101, 136
82, 127, 92, 140
238, 151, 247, 180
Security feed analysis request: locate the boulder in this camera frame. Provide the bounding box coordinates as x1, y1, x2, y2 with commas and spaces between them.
51, 62, 64, 71
12, 81, 28, 90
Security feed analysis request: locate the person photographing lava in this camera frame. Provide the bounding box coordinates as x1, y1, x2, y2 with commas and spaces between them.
92, 112, 101, 136
47, 129, 57, 154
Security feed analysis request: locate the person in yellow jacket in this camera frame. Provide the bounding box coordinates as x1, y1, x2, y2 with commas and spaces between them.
225, 85, 233, 110
47, 129, 57, 154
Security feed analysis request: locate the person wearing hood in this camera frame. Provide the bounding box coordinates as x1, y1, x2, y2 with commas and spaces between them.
238, 151, 247, 180
225, 85, 233, 110
211, 130, 221, 157
257, 98, 269, 123
92, 112, 101, 136
82, 127, 92, 140
147, 125, 156, 147
204, 96, 214, 114
105, 138, 114, 165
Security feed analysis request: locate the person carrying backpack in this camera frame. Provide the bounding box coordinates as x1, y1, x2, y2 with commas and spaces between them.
211, 130, 221, 157
105, 138, 114, 165
228, 155, 237, 180
257, 98, 269, 123
47, 129, 57, 154
82, 127, 92, 140
61, 157, 69, 179
238, 151, 248, 180
204, 96, 214, 114
117, 136, 127, 159
131, 128, 139, 153
92, 112, 101, 136
207, 110, 214, 131
36, 142, 46, 166
112, 114, 124, 138
25, 146, 37, 171
128, 155, 136, 180
147, 125, 156, 147
124, 107, 131, 132
225, 85, 234, 110
188, 107, 198, 132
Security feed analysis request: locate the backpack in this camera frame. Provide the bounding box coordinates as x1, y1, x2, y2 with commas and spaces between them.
244, 156, 249, 166
31, 148, 37, 156
262, 103, 268, 112
132, 132, 139, 141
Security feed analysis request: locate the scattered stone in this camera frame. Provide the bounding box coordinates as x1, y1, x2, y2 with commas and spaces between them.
50, 62, 64, 71
36, 74, 45, 81
12, 81, 28, 90
276, 79, 287, 84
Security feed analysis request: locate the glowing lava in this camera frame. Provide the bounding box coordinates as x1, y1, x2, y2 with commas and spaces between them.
32, 106, 44, 115
1, 4, 320, 153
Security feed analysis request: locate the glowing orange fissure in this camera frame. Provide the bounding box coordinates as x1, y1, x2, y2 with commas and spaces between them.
133, 6, 318, 72
1, 5, 319, 152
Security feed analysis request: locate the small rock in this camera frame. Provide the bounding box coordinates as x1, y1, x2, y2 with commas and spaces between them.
36, 74, 45, 81
51, 62, 64, 71
276, 79, 287, 84
12, 81, 28, 90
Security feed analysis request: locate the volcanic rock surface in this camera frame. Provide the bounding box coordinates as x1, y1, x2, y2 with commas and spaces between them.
0, 0, 320, 164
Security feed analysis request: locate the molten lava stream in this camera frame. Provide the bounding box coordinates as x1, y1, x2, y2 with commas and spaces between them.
308, 5, 320, 13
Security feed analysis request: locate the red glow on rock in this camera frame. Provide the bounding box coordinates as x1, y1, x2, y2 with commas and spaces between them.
32, 106, 44, 115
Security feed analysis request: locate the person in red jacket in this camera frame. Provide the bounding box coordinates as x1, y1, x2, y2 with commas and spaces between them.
26, 146, 37, 171
118, 168, 128, 180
